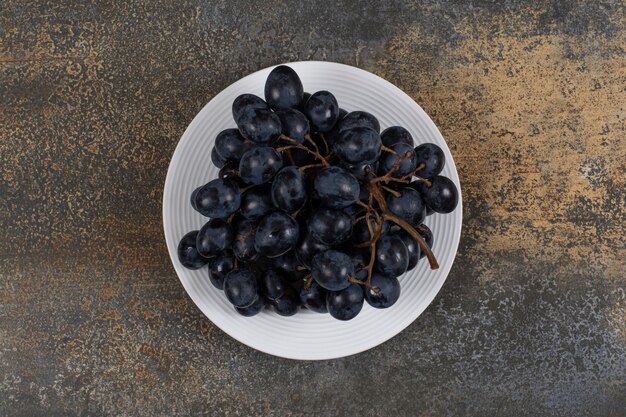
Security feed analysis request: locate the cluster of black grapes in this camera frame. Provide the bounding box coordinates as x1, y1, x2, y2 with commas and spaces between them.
177, 65, 458, 321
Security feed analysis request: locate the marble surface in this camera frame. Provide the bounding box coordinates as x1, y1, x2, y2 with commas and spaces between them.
1, 1, 624, 415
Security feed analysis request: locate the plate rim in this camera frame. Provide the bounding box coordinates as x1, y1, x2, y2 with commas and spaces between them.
163, 60, 463, 360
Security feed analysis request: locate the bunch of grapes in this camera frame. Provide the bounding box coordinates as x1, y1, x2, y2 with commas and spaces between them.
177, 65, 458, 320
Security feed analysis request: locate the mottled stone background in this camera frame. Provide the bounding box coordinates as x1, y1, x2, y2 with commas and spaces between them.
1, 0, 624, 416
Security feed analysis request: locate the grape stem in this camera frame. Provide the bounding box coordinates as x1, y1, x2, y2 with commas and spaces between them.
277, 135, 330, 166
380, 185, 401, 197
361, 161, 440, 270
317, 132, 330, 155
303, 274, 313, 290
381, 144, 398, 155
303, 133, 320, 154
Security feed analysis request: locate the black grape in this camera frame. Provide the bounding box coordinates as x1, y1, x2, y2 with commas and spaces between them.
414, 143, 445, 179
223, 269, 259, 308
296, 92, 312, 112
214, 128, 252, 164
271, 287, 300, 316
378, 143, 417, 177
313, 166, 360, 209
177, 231, 209, 269
272, 250, 307, 281
311, 250, 355, 291
232, 93, 268, 122
264, 65, 304, 110
240, 185, 274, 220
211, 147, 227, 169
275, 108, 309, 143
271, 166, 307, 212
190, 178, 240, 218
415, 175, 458, 214
208, 252, 235, 289
304, 91, 340, 132
239, 147, 283, 185
334, 127, 382, 165
326, 283, 364, 321
392, 229, 420, 270
299, 281, 328, 313
386, 187, 426, 226
218, 164, 243, 185
237, 108, 282, 145
375, 234, 409, 277
380, 126, 414, 147
338, 111, 380, 133
418, 224, 434, 259
196, 219, 234, 258
307, 208, 353, 246
236, 295, 267, 317
365, 273, 401, 308
351, 216, 389, 245
260, 269, 287, 300
295, 231, 330, 268
254, 212, 299, 258
232, 219, 259, 262
345, 246, 370, 269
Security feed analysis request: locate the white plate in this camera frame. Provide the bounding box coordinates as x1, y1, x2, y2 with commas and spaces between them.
163, 61, 462, 360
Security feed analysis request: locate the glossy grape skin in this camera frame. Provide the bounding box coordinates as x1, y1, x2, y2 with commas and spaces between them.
271, 287, 300, 316
378, 142, 418, 177
274, 108, 309, 143
375, 234, 409, 277
272, 250, 307, 281
351, 216, 389, 245
386, 187, 426, 226
304, 91, 340, 132
240, 185, 274, 220
177, 231, 209, 269
224, 269, 259, 308
239, 147, 283, 185
264, 65, 304, 110
307, 208, 353, 246
208, 252, 235, 289
325, 108, 348, 144
211, 147, 227, 169
365, 273, 401, 308
416, 175, 459, 214
392, 229, 420, 270
254, 212, 299, 258
334, 126, 382, 165
214, 128, 252, 164
326, 283, 364, 321
260, 269, 287, 300
414, 143, 445, 179
196, 219, 234, 258
190, 178, 240, 219
271, 166, 307, 212
218, 164, 243, 184
313, 166, 360, 209
236, 295, 267, 317
418, 224, 434, 259
311, 250, 355, 291
296, 92, 312, 112
299, 281, 328, 313
232, 93, 268, 122
380, 126, 414, 147
338, 111, 380, 133
232, 219, 259, 262
237, 108, 282, 145
295, 232, 330, 268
